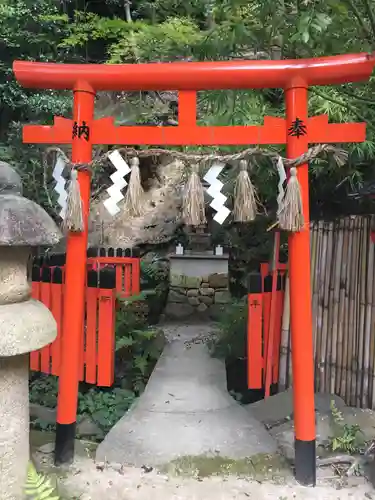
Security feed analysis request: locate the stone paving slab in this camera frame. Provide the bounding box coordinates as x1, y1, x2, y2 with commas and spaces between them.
97, 324, 278, 467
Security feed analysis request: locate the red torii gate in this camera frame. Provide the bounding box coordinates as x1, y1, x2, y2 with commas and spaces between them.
13, 52, 375, 486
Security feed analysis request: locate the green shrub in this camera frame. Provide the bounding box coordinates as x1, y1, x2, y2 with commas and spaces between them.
208, 298, 248, 360
77, 387, 136, 432
140, 258, 170, 324
30, 295, 164, 436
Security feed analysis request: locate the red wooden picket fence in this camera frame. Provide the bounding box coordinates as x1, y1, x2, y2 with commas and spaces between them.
247, 262, 287, 393
30, 248, 141, 387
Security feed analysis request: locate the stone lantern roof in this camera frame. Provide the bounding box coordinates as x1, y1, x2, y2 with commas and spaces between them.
0, 162, 61, 246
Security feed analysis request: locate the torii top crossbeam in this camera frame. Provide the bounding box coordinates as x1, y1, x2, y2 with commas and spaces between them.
13, 52, 375, 90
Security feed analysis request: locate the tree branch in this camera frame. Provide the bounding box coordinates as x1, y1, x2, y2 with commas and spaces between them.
344, 0, 373, 43
362, 0, 375, 42
341, 86, 375, 106
124, 0, 132, 23
311, 88, 375, 132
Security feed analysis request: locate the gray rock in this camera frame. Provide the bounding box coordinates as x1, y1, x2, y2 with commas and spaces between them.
199, 287, 214, 296
250, 390, 366, 462
170, 286, 186, 295
248, 388, 346, 427
165, 303, 194, 318
77, 417, 103, 437
184, 276, 202, 289
201, 282, 210, 288
269, 410, 367, 461
170, 274, 185, 288
199, 296, 213, 306
168, 290, 186, 303
0, 162, 22, 195
336, 406, 375, 442
170, 275, 201, 289
202, 276, 209, 283
37, 442, 55, 454
214, 290, 231, 304
186, 289, 199, 297
197, 303, 208, 312
187, 297, 200, 306
0, 195, 61, 246
30, 403, 56, 424
208, 273, 228, 289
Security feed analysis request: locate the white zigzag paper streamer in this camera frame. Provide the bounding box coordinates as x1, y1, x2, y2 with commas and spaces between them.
103, 150, 131, 216
204, 162, 231, 225
53, 154, 68, 220
276, 156, 287, 213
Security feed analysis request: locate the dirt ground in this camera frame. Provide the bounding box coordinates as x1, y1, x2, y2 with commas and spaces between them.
59, 457, 375, 500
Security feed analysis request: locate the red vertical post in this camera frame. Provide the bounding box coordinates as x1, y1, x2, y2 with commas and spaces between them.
55, 81, 95, 465
247, 274, 263, 389
272, 273, 285, 384
286, 83, 316, 486
50, 267, 64, 376
262, 275, 272, 372
97, 270, 116, 387
85, 270, 99, 384
131, 249, 141, 295
30, 265, 42, 371
40, 267, 52, 374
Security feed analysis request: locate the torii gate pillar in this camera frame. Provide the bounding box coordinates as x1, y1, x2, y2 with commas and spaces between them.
13, 52, 375, 486
286, 84, 316, 482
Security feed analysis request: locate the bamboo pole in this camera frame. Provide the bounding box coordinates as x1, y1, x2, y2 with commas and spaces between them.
342, 217, 354, 401
369, 216, 375, 407
285, 214, 375, 408
356, 216, 368, 407
317, 221, 328, 392
370, 250, 375, 408
322, 221, 334, 393
318, 221, 333, 393
362, 217, 373, 407
330, 218, 343, 394
311, 222, 320, 364
349, 217, 360, 405
336, 217, 350, 395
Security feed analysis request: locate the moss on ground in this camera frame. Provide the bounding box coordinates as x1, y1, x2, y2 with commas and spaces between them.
160, 453, 291, 482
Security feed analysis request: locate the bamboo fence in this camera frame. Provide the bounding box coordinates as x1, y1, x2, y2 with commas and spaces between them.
278, 215, 375, 409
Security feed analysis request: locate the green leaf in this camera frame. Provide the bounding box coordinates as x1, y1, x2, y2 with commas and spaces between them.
302, 30, 310, 44
134, 355, 149, 375
116, 336, 135, 348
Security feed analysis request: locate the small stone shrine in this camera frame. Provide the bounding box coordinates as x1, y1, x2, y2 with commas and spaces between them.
165, 224, 230, 319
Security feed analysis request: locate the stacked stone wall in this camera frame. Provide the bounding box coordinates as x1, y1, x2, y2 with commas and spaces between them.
165, 272, 230, 319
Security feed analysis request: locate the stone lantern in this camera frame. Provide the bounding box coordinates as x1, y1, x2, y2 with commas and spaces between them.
0, 162, 61, 500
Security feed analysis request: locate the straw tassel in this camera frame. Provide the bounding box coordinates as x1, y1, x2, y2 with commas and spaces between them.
182, 163, 207, 226
62, 168, 84, 233
233, 160, 259, 222
277, 167, 304, 232
123, 157, 144, 217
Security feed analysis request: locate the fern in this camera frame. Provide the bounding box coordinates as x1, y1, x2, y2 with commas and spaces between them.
24, 462, 60, 500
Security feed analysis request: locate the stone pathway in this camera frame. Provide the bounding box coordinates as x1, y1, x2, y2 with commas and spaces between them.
97, 323, 278, 467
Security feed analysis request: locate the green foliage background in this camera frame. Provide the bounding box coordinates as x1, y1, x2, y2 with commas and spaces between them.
2, 0, 375, 226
